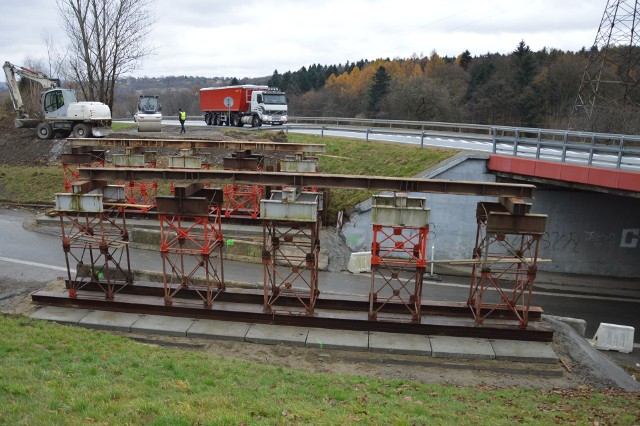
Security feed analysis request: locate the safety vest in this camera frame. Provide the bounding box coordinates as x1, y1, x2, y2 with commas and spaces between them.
179, 111, 186, 120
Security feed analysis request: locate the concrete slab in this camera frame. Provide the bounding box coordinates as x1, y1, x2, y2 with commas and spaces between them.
306, 328, 368, 351
30, 306, 90, 325
491, 340, 559, 364
78, 310, 141, 332
430, 336, 495, 359
245, 323, 308, 347
369, 332, 432, 356
130, 314, 196, 337
187, 319, 251, 342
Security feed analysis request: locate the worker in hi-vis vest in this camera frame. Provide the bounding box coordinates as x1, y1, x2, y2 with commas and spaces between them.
178, 108, 186, 133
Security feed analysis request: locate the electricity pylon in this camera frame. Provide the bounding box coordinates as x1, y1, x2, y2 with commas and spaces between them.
570, 0, 640, 133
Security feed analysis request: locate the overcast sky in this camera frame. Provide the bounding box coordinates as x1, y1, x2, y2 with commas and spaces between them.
1, 0, 605, 80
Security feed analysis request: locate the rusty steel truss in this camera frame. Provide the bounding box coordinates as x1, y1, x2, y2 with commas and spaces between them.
261, 188, 322, 315
262, 220, 321, 314
370, 224, 428, 323
368, 194, 430, 323
156, 184, 225, 308
467, 198, 547, 328
56, 189, 133, 300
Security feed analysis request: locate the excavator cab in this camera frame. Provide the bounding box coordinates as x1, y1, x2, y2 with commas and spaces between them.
42, 89, 75, 119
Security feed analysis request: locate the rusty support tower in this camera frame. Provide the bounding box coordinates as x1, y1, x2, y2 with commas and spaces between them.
156, 183, 225, 308
467, 197, 547, 328
261, 188, 322, 314
56, 183, 133, 300
369, 193, 430, 323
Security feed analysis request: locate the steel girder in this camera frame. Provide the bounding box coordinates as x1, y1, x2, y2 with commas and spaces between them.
78, 168, 537, 198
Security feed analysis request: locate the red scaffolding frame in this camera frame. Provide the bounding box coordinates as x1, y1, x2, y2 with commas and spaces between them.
367, 193, 430, 323
262, 219, 321, 314
369, 224, 428, 323
467, 201, 547, 328
57, 195, 133, 300
156, 184, 225, 308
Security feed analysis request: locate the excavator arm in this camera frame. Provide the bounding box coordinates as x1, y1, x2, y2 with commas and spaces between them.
2, 61, 60, 119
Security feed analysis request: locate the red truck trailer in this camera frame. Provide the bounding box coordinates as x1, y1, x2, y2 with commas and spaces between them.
200, 84, 288, 127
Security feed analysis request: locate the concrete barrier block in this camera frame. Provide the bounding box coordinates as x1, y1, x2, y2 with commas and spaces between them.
347, 251, 371, 273
592, 323, 634, 353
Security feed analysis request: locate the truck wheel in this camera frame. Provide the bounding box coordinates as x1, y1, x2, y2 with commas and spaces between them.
231, 114, 240, 127
251, 115, 261, 128
214, 114, 220, 126
73, 123, 91, 138
36, 122, 54, 140
205, 114, 212, 125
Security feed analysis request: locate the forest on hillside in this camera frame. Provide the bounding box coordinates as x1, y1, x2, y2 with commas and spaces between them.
266, 41, 640, 134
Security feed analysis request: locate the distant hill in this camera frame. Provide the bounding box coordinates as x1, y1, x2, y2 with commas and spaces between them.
117, 75, 270, 93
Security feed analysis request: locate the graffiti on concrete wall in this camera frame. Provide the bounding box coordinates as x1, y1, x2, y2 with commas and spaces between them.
582, 231, 617, 247
541, 231, 580, 252
535, 229, 639, 252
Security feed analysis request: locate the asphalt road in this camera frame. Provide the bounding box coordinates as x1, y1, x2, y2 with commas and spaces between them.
1, 207, 638, 345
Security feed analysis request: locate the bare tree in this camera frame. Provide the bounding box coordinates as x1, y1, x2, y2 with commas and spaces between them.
56, 0, 156, 109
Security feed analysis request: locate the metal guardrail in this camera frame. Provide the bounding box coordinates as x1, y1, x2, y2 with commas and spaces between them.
287, 116, 640, 171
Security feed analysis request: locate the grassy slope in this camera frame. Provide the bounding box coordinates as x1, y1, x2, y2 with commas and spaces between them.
1, 315, 638, 425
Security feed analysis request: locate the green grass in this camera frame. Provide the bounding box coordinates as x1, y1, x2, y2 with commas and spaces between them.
0, 166, 64, 203
1, 314, 638, 425
112, 121, 137, 131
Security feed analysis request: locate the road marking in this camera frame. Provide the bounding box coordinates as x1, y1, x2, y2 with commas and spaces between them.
426, 280, 640, 303
0, 256, 73, 273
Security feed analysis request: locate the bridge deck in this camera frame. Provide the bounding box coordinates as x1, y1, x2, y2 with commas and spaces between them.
489, 155, 640, 194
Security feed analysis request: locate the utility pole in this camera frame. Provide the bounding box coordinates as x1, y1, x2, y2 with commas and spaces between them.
570, 0, 640, 133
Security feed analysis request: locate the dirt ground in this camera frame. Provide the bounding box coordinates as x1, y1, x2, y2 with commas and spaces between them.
0, 120, 638, 391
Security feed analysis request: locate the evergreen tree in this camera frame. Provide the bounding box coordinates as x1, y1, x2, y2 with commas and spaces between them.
513, 40, 537, 88
457, 50, 472, 71
269, 70, 281, 89
368, 65, 391, 115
